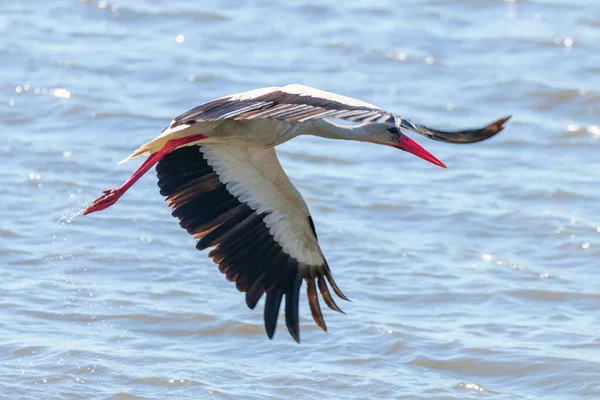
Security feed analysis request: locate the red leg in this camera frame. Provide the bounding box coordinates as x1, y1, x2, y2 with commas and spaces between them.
83, 134, 206, 215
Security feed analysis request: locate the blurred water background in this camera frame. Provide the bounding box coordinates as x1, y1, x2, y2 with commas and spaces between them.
1, 0, 600, 398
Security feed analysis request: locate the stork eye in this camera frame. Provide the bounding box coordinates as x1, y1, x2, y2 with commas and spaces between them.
387, 127, 400, 135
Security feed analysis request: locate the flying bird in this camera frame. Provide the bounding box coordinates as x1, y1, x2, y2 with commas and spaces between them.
84, 84, 510, 343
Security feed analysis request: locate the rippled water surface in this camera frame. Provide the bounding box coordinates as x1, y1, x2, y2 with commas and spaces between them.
2, 0, 600, 398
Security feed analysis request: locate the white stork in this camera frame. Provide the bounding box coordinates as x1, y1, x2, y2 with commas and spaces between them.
84, 84, 510, 343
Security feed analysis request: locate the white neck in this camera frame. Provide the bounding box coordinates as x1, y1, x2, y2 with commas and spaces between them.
300, 119, 379, 143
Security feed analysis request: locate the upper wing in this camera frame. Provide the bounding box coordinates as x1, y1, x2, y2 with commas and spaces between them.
169, 84, 395, 129
155, 143, 348, 343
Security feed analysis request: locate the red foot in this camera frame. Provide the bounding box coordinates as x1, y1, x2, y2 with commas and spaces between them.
83, 188, 124, 215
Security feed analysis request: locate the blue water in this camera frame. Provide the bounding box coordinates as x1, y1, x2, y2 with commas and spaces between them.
1, 0, 599, 398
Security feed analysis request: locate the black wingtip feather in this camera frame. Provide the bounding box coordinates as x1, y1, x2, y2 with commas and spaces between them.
285, 270, 302, 344
317, 276, 345, 314
306, 278, 326, 332
325, 272, 351, 302
264, 285, 284, 340
245, 273, 266, 310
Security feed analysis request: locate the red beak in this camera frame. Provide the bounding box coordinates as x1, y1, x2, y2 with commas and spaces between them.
395, 135, 447, 168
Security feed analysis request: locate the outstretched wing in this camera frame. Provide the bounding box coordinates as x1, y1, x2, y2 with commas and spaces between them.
167, 84, 510, 145
155, 144, 348, 343
168, 84, 395, 129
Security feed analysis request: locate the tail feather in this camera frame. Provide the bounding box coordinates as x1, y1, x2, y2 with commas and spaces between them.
117, 139, 167, 164
117, 148, 150, 165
